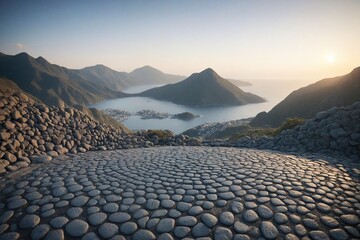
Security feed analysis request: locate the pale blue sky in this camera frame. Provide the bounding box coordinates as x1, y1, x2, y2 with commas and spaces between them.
1, 0, 359, 80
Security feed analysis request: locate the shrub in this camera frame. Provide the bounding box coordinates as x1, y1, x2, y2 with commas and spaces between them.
273, 117, 305, 135
143, 129, 174, 139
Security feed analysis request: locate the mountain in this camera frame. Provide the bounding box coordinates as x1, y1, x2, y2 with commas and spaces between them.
77, 64, 130, 91
251, 66, 360, 127
228, 79, 252, 87
77, 65, 185, 91
140, 68, 265, 106
0, 52, 127, 107
128, 65, 185, 86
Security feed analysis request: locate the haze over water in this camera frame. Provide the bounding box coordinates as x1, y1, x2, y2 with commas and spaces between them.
92, 79, 310, 133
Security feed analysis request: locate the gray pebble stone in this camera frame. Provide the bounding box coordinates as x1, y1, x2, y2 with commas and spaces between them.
44, 229, 64, 240
31, 224, 50, 240
177, 216, 197, 226
137, 216, 149, 228
26, 206, 39, 214
145, 199, 160, 210
88, 212, 107, 225
41, 209, 55, 218
156, 218, 175, 233
294, 224, 307, 236
71, 195, 89, 207
340, 214, 360, 225
192, 222, 211, 237
0, 211, 14, 224
109, 212, 131, 223
243, 210, 258, 223
174, 226, 190, 238
19, 214, 40, 229
65, 219, 89, 237
257, 205, 273, 219
309, 230, 330, 240
274, 213, 288, 224
82, 232, 100, 240
103, 203, 119, 213
234, 222, 252, 233
52, 187, 67, 197
147, 218, 160, 229
177, 202, 191, 212
320, 216, 339, 228
201, 213, 218, 227
49, 216, 69, 228
303, 218, 318, 229
120, 222, 137, 235
98, 223, 118, 239
219, 211, 234, 226
188, 206, 203, 215
329, 229, 349, 240
151, 209, 168, 218
219, 192, 235, 200
230, 201, 244, 213
161, 199, 175, 208
157, 233, 173, 240
66, 207, 83, 218
8, 199, 27, 210
168, 209, 181, 218
55, 200, 69, 208
132, 229, 155, 240
132, 209, 148, 219
88, 189, 101, 197
260, 221, 278, 239
215, 227, 233, 240
234, 234, 251, 240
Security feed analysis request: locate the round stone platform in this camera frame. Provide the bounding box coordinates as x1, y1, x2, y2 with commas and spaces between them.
0, 147, 359, 239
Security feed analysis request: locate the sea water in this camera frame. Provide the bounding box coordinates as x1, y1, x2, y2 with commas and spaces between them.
91, 80, 313, 133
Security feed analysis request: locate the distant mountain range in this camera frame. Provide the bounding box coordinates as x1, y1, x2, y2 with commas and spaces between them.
0, 52, 186, 107
251, 66, 360, 127
140, 68, 264, 106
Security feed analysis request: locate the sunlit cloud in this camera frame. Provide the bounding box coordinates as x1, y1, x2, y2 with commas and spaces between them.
16, 43, 24, 49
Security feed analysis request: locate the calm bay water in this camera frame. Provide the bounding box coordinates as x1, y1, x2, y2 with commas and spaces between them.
91, 80, 312, 133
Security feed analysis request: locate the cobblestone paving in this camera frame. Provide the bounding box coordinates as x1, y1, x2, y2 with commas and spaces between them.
0, 147, 359, 240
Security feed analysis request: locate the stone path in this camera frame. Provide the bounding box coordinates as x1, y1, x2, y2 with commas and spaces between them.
0, 146, 359, 240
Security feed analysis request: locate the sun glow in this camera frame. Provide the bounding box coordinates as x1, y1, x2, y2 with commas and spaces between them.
326, 54, 336, 63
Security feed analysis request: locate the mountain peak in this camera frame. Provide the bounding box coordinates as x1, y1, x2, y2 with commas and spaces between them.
36, 56, 50, 65
201, 68, 215, 74
15, 52, 32, 60
132, 65, 163, 74
141, 68, 265, 106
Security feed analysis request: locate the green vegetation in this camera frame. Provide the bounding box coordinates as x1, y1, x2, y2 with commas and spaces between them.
213, 125, 252, 139
142, 130, 174, 139
273, 117, 305, 135
229, 118, 305, 141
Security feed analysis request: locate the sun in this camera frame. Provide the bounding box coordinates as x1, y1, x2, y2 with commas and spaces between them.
326, 54, 336, 63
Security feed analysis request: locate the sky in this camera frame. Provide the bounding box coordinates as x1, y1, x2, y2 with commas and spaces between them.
0, 0, 359, 81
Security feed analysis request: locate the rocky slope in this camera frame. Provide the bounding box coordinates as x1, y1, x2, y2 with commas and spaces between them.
208, 102, 360, 159
251, 66, 360, 127
0, 90, 199, 174
140, 68, 265, 106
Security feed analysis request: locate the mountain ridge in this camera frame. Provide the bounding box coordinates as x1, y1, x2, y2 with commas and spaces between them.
250, 66, 360, 127
140, 68, 264, 106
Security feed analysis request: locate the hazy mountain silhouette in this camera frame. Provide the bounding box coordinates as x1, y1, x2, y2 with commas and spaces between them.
128, 65, 185, 86
251, 66, 360, 127
77, 64, 131, 91
140, 68, 265, 106
228, 79, 252, 87
0, 52, 127, 107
